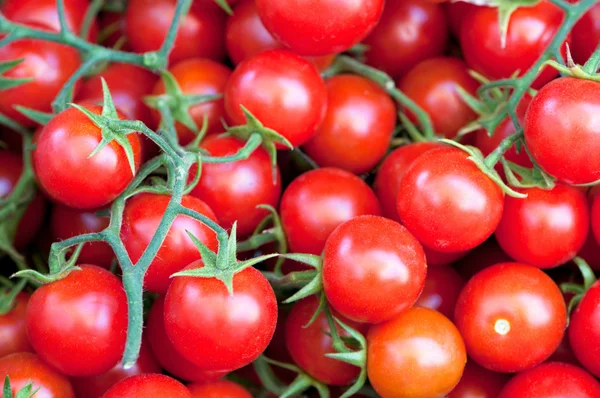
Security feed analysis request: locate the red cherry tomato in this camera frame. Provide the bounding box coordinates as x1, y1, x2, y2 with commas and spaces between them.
164, 261, 278, 371
363, 0, 448, 79
280, 167, 381, 255
569, 280, 600, 377
454, 263, 566, 373
0, 353, 75, 397
455, 238, 512, 280
303, 75, 396, 174
323, 215, 427, 324
368, 307, 466, 398
255, 0, 384, 56
571, 3, 600, 65
120, 193, 218, 293
103, 374, 192, 398
0, 292, 32, 358
448, 360, 509, 398
188, 380, 252, 398
224, 49, 327, 148
416, 265, 465, 320
26, 265, 128, 376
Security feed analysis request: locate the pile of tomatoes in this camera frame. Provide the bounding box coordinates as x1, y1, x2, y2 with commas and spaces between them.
2, 0, 600, 397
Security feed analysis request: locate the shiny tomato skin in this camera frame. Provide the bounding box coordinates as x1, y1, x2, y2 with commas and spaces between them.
363, 0, 448, 79
454, 263, 566, 373
368, 307, 466, 398
0, 293, 32, 358
323, 215, 427, 324
397, 147, 504, 252
569, 281, 600, 377
571, 3, 600, 65
224, 49, 327, 148
448, 360, 509, 398
416, 265, 465, 320
303, 75, 396, 174
495, 184, 588, 268
255, 0, 384, 56
0, 353, 75, 397
120, 193, 218, 293
525, 77, 600, 184
398, 57, 478, 139
280, 167, 381, 255
164, 261, 278, 372
285, 296, 370, 386
26, 265, 128, 377
188, 380, 252, 398
125, 0, 226, 65
188, 135, 281, 238
103, 374, 192, 398
33, 105, 142, 209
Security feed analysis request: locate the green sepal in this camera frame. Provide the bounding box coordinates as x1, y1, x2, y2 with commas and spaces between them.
213, 0, 234, 15
398, 112, 428, 142
278, 253, 323, 304
12, 379, 39, 398
12, 265, 81, 286
0, 59, 34, 91
14, 106, 53, 125
254, 356, 330, 398
0, 278, 26, 316
3, 376, 9, 398
541, 45, 600, 82
561, 257, 597, 314
490, 0, 541, 48
501, 159, 555, 190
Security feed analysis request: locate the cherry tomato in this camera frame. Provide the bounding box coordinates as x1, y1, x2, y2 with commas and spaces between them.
120, 193, 218, 293
26, 265, 128, 376
188, 135, 281, 238
33, 104, 142, 209
397, 147, 504, 252
368, 307, 466, 398
0, 292, 32, 358
448, 360, 509, 398
103, 374, 192, 398
416, 265, 465, 320
188, 380, 252, 398
255, 0, 384, 56
569, 280, 600, 377
285, 296, 369, 386
323, 215, 427, 324
495, 184, 588, 268
454, 263, 566, 373
280, 167, 381, 255
224, 49, 327, 148
455, 238, 512, 280
571, 3, 600, 65
363, 0, 448, 79
164, 261, 278, 371
303, 75, 396, 174
0, 353, 75, 397
525, 77, 600, 184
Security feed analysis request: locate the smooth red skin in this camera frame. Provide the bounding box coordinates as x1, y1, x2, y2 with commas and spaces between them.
399, 57, 478, 139
448, 360, 509, 398
455, 239, 512, 280
397, 147, 504, 253
454, 263, 567, 373
445, 1, 477, 38
495, 184, 589, 269
416, 265, 465, 320
323, 215, 427, 324
51, 205, 113, 269
0, 353, 75, 398
104, 374, 192, 398
285, 296, 370, 386
460, 2, 563, 88
499, 362, 600, 398
224, 49, 327, 148
0, 293, 32, 358
256, 0, 383, 56
368, 307, 466, 398
572, 3, 600, 64
26, 265, 128, 377
188, 135, 281, 238
280, 167, 381, 255
188, 381, 252, 398
33, 105, 142, 209
165, 262, 278, 372
303, 75, 396, 174
120, 193, 218, 293
363, 0, 448, 79
570, 281, 600, 377
125, 0, 226, 65
151, 58, 231, 145
525, 78, 600, 185
70, 338, 161, 398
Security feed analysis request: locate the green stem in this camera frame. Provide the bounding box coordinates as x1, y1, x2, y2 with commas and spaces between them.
155, 0, 193, 66
484, 131, 524, 169
80, 0, 105, 39
52, 55, 102, 112
583, 43, 600, 74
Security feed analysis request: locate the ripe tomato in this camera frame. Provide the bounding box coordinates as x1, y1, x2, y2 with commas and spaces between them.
525, 77, 600, 184
285, 296, 370, 386
455, 238, 511, 280
323, 215, 427, 324
448, 360, 509, 398
33, 105, 142, 209
120, 193, 218, 293
280, 167, 381, 255
397, 147, 504, 252
188, 135, 281, 238
303, 75, 396, 174
164, 261, 278, 371
224, 49, 327, 148
0, 292, 32, 358
571, 3, 600, 65
363, 0, 448, 79
103, 374, 192, 398
416, 265, 465, 320
454, 263, 566, 373
188, 381, 252, 398
495, 184, 588, 268
0, 353, 75, 397
255, 0, 384, 56
26, 265, 128, 376
368, 307, 466, 398
569, 280, 600, 377
125, 0, 226, 65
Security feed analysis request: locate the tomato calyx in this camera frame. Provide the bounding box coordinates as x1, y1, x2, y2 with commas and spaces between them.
501, 158, 556, 190
213, 0, 234, 15
561, 257, 597, 313
13, 242, 84, 285
278, 253, 323, 303
3, 375, 39, 398
543, 45, 600, 82
0, 59, 34, 91
253, 356, 330, 398
0, 278, 25, 316
486, 0, 541, 48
